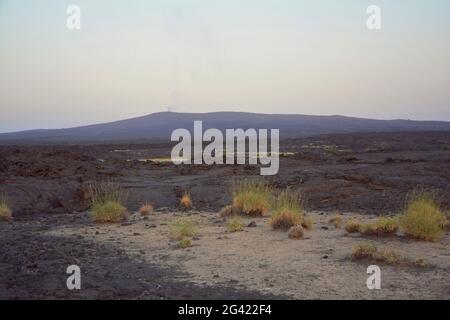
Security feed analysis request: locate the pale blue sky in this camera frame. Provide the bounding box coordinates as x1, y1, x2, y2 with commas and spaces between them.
1, 0, 450, 132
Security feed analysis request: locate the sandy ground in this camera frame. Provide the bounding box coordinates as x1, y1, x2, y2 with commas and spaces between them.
2, 210, 448, 299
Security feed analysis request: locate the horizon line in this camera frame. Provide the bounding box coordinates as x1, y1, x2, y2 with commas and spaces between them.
1, 110, 450, 134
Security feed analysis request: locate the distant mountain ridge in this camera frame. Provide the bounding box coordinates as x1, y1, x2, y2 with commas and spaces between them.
1, 111, 450, 143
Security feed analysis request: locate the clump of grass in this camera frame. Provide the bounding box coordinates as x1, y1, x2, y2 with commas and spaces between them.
351, 243, 403, 265
232, 180, 272, 216
360, 223, 376, 235
300, 216, 314, 230
329, 214, 343, 228
180, 192, 193, 210
87, 180, 128, 223
415, 258, 428, 268
375, 217, 399, 235
270, 210, 301, 230
270, 189, 304, 230
170, 217, 197, 240
288, 225, 304, 239
178, 238, 192, 249
138, 203, 154, 216
400, 192, 446, 241
351, 243, 377, 259
0, 196, 12, 222
90, 201, 127, 223
360, 217, 399, 237
345, 218, 361, 233
219, 205, 240, 217
227, 217, 244, 232
87, 180, 128, 205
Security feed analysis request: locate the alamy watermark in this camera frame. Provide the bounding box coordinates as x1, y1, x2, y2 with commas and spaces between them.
171, 121, 279, 176
66, 5, 81, 30
366, 265, 381, 290
66, 265, 81, 290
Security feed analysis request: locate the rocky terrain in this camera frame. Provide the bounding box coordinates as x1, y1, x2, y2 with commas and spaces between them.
1, 131, 449, 216
1, 131, 449, 299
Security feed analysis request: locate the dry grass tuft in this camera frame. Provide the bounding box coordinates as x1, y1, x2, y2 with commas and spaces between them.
180, 192, 193, 210
170, 217, 197, 241
360, 217, 399, 237
400, 192, 446, 241
329, 214, 343, 228
351, 243, 403, 265
232, 180, 272, 216
270, 209, 302, 230
301, 216, 314, 230
87, 180, 128, 205
138, 203, 154, 216
91, 201, 127, 223
0, 196, 12, 222
178, 238, 192, 249
345, 218, 361, 233
87, 180, 128, 223
219, 205, 241, 217
288, 225, 304, 239
227, 217, 245, 232
270, 189, 304, 230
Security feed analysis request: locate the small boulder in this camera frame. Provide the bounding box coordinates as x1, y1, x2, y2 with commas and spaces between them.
247, 221, 257, 228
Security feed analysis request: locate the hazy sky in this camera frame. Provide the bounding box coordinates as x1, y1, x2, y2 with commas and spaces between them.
1, 0, 450, 132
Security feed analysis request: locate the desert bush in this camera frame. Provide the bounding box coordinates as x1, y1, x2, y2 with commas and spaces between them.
170, 217, 197, 240
180, 192, 192, 209
288, 225, 304, 239
232, 180, 272, 216
91, 201, 127, 223
139, 203, 154, 216
351, 243, 403, 265
329, 214, 343, 228
400, 192, 446, 241
345, 218, 361, 233
87, 180, 128, 223
0, 196, 12, 222
227, 217, 244, 232
270, 189, 304, 230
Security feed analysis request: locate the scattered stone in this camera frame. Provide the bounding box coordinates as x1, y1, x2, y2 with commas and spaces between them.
321, 226, 329, 230
247, 221, 257, 228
